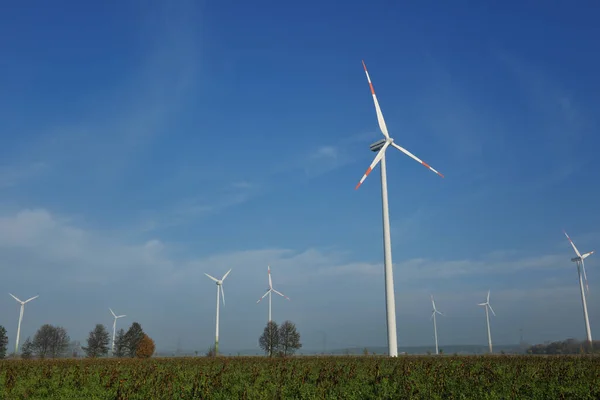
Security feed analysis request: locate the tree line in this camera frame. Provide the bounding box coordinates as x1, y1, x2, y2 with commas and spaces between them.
526, 338, 600, 355
0, 322, 155, 359
1, 319, 302, 359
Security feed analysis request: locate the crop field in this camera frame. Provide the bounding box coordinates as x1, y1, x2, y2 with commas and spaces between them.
1, 355, 599, 399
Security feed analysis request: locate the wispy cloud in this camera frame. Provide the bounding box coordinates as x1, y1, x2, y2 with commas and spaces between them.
0, 162, 48, 189
300, 131, 381, 178
138, 181, 261, 232
494, 50, 593, 191
7, 2, 201, 188
495, 51, 589, 135
310, 145, 338, 160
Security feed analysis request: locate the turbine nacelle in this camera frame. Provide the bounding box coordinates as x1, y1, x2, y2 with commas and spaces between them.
9, 293, 39, 305
205, 269, 232, 287
257, 266, 290, 304
354, 60, 445, 191
478, 290, 496, 316
370, 138, 388, 152
430, 295, 444, 318
564, 231, 594, 293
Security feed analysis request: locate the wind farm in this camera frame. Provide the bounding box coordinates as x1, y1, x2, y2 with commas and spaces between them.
1, 1, 599, 397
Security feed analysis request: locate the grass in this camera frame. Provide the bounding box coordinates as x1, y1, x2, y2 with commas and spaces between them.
1, 355, 599, 399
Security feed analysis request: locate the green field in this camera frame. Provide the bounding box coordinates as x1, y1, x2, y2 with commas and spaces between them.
1, 355, 599, 399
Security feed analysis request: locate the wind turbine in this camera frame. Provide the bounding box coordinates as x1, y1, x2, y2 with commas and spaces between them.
477, 290, 496, 354
109, 308, 126, 355
355, 60, 445, 357
205, 269, 231, 356
564, 230, 595, 343
9, 293, 39, 354
256, 265, 290, 323
430, 295, 444, 355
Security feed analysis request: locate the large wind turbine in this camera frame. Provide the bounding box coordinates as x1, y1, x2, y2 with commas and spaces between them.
256, 265, 290, 323
205, 269, 231, 356
564, 230, 595, 343
355, 60, 445, 357
477, 290, 496, 354
430, 295, 444, 355
9, 293, 39, 354
109, 308, 126, 354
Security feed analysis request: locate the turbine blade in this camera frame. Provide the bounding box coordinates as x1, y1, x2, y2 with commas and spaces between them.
272, 289, 290, 300
488, 304, 496, 316
118, 315, 126, 318
24, 295, 39, 303
222, 268, 232, 281
582, 260, 590, 294
437, 310, 445, 316
362, 60, 390, 140
204, 273, 219, 283
487, 290, 490, 303
9, 293, 22, 303
268, 266, 273, 289
564, 230, 582, 258
477, 302, 487, 306
109, 308, 116, 318
257, 289, 271, 303
581, 251, 595, 260
390, 142, 444, 178
431, 295, 437, 311
355, 141, 390, 190
220, 285, 225, 305
430, 311, 435, 320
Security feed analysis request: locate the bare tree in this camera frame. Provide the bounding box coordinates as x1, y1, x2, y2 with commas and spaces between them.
31, 324, 54, 358
0, 325, 7, 359
30, 325, 70, 359
259, 321, 279, 357
49, 326, 70, 358
83, 324, 110, 358
21, 337, 33, 359
278, 320, 302, 356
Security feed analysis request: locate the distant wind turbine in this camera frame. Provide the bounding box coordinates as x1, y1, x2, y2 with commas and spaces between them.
9, 293, 39, 354
354, 60, 445, 357
564, 230, 595, 343
256, 265, 290, 323
205, 269, 231, 356
109, 308, 126, 355
477, 290, 496, 354
430, 295, 444, 355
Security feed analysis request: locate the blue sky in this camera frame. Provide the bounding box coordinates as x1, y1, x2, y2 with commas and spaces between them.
1, 0, 599, 354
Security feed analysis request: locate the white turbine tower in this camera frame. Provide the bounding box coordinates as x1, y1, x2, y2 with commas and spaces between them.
205, 269, 231, 356
256, 265, 290, 323
355, 60, 445, 357
9, 293, 39, 354
477, 290, 496, 354
430, 295, 444, 355
564, 230, 595, 343
109, 308, 126, 355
